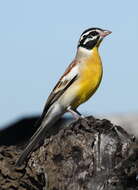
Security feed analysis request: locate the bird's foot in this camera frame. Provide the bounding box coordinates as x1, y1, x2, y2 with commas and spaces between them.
67, 106, 89, 122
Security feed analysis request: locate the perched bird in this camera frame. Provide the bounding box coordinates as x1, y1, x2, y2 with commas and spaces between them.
16, 27, 111, 166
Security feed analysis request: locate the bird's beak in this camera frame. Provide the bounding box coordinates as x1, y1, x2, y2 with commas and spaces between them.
96, 29, 112, 47
99, 30, 112, 38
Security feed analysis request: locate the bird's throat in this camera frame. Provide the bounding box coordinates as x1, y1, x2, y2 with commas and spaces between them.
72, 46, 103, 108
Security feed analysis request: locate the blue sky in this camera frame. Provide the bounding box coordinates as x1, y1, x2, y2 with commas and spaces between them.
0, 0, 138, 127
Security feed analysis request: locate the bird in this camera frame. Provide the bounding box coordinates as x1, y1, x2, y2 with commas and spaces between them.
16, 27, 111, 166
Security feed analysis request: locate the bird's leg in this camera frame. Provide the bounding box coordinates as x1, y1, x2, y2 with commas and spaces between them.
67, 106, 90, 129
67, 106, 81, 120
74, 109, 86, 119
73, 108, 89, 121
67, 106, 87, 121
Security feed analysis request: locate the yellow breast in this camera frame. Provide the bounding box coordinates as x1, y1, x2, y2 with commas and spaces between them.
72, 47, 103, 108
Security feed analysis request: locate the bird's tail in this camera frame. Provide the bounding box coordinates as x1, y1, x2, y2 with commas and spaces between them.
16, 103, 64, 167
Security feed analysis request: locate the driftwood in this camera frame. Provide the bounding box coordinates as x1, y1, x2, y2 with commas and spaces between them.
0, 116, 138, 190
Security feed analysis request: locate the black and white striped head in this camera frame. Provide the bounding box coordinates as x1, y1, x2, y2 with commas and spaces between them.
78, 28, 111, 50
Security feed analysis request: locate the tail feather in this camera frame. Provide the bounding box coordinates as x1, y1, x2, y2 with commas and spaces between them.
16, 103, 64, 167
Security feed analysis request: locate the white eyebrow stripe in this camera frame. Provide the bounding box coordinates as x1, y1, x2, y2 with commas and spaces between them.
80, 31, 91, 40
83, 35, 97, 45
80, 30, 97, 41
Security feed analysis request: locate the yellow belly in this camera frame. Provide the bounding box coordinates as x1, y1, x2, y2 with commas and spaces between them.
72, 47, 103, 108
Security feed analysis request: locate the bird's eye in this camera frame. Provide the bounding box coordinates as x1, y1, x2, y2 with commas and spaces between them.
91, 31, 98, 36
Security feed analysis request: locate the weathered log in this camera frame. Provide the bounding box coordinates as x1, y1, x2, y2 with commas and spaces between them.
0, 116, 138, 190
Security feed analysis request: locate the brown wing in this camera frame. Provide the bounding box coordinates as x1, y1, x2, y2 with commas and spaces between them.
35, 60, 79, 127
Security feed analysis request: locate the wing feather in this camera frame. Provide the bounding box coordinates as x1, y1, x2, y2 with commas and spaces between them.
35, 60, 79, 126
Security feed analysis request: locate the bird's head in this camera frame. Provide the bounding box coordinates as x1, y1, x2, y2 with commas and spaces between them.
78, 28, 112, 50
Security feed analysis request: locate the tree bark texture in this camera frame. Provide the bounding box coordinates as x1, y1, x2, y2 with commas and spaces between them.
0, 116, 138, 190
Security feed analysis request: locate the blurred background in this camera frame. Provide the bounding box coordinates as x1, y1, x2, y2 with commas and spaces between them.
0, 0, 138, 132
